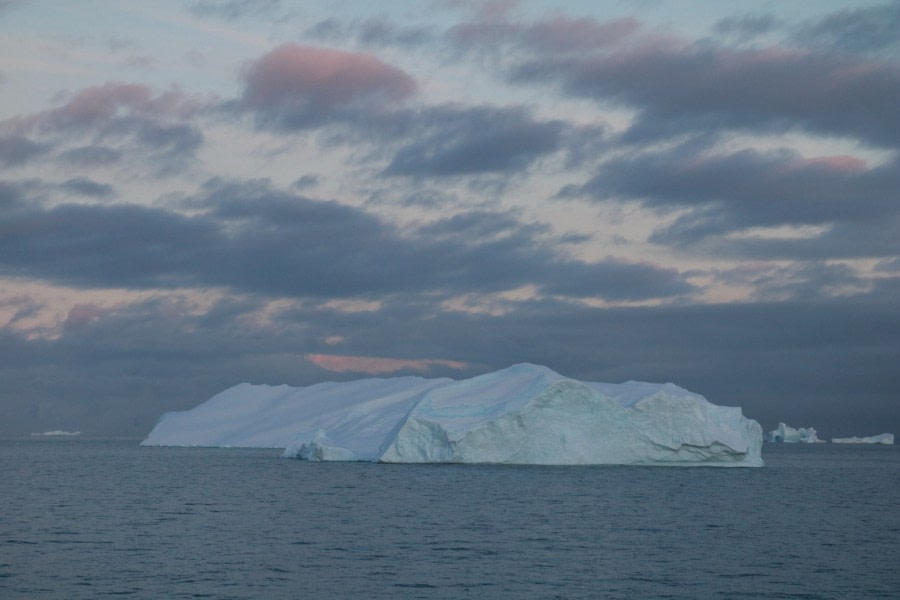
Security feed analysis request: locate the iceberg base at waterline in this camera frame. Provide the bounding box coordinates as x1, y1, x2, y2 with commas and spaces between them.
143, 364, 764, 467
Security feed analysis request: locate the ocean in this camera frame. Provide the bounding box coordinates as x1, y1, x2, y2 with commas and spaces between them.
2, 438, 898, 599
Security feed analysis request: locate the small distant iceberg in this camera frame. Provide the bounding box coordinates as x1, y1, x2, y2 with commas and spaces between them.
831, 433, 894, 445
767, 422, 824, 443
30, 430, 81, 437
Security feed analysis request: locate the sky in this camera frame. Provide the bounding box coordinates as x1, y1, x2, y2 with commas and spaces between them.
1, 0, 898, 439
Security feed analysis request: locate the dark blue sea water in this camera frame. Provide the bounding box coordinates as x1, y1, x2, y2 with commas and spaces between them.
1, 438, 898, 599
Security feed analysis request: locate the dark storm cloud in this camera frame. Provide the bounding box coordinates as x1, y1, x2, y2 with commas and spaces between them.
237, 43, 416, 130
796, 1, 900, 54
384, 106, 565, 177
0, 177, 692, 302
510, 36, 900, 149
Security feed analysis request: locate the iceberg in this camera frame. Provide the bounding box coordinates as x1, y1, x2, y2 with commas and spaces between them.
143, 364, 763, 467
766, 422, 824, 443
831, 433, 894, 444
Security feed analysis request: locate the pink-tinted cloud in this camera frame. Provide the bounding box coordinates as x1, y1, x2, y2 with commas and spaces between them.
787, 155, 868, 174
1, 82, 207, 172
62, 304, 106, 330
306, 353, 467, 374
239, 44, 416, 128
7, 83, 204, 134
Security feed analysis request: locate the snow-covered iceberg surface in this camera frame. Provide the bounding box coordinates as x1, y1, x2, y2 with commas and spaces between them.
30, 430, 81, 436
831, 433, 894, 445
143, 364, 763, 467
141, 377, 449, 454
767, 422, 824, 443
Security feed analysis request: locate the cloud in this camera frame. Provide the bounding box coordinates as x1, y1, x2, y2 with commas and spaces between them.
449, 14, 640, 54
306, 353, 467, 374
58, 146, 122, 167
307, 17, 435, 48
714, 14, 780, 41
540, 258, 695, 300
238, 44, 416, 129
716, 261, 871, 302
62, 304, 107, 331
1, 82, 207, 172
510, 34, 900, 149
0, 177, 694, 303
20, 82, 202, 131
59, 177, 114, 198
188, 0, 283, 21
574, 147, 900, 259
384, 106, 564, 177
0, 0, 25, 16
796, 1, 900, 54
0, 135, 50, 166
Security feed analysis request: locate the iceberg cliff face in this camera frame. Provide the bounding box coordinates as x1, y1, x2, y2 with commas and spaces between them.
142, 364, 763, 467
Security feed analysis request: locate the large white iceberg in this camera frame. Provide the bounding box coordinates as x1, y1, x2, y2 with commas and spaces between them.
831, 433, 894, 444
767, 422, 824, 443
143, 364, 763, 466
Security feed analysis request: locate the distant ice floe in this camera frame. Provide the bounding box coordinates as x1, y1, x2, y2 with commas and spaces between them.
30, 430, 81, 436
831, 433, 894, 445
142, 364, 763, 467
767, 423, 824, 443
